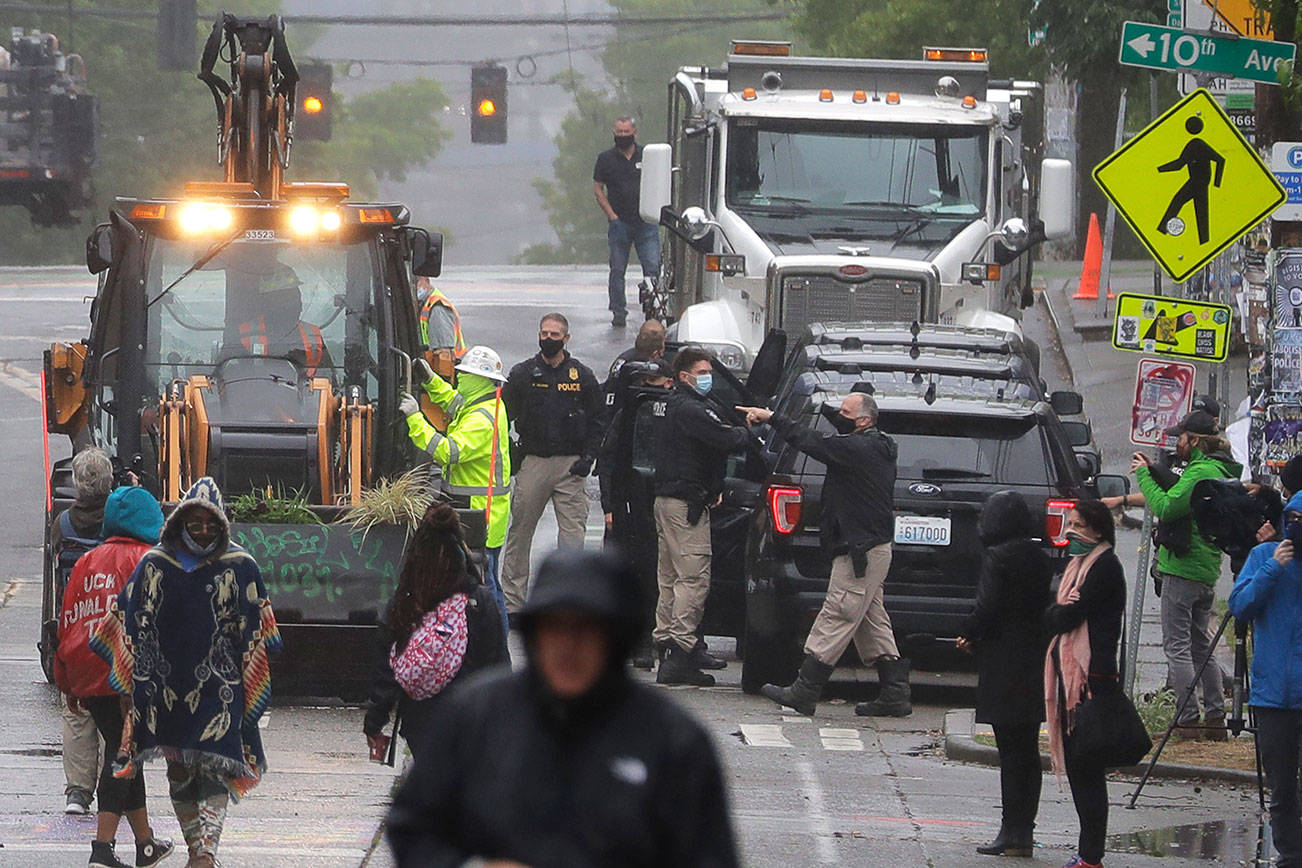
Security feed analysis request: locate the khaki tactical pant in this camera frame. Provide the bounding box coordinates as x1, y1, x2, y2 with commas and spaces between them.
653, 496, 712, 653
500, 454, 589, 612
804, 545, 898, 667
62, 701, 101, 796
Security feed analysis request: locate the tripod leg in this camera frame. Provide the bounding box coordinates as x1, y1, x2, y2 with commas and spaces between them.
1128, 610, 1234, 808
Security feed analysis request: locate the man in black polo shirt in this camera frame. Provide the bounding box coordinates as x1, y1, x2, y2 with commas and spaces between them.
593, 116, 661, 328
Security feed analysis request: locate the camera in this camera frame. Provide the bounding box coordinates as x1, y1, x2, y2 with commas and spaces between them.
1287, 519, 1302, 549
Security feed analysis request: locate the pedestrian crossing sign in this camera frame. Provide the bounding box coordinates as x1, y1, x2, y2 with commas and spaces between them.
1093, 88, 1285, 283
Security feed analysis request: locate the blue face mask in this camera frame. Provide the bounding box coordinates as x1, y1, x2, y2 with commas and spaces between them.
693, 373, 713, 395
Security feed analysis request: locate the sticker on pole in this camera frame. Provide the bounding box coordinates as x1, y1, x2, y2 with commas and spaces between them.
1112, 291, 1233, 361
1093, 88, 1286, 283
1130, 358, 1197, 447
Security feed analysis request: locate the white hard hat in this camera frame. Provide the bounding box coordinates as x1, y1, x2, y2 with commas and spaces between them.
455, 345, 506, 383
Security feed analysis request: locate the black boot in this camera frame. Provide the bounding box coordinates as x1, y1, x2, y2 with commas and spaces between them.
631, 638, 656, 671
691, 637, 727, 670
761, 656, 834, 716
975, 823, 1034, 857
855, 656, 912, 717
657, 644, 715, 686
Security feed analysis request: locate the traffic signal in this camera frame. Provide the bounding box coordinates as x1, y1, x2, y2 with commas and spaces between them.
158, 0, 197, 71
295, 63, 333, 142
470, 65, 507, 145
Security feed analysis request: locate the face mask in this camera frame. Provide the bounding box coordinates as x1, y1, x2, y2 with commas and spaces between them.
181, 526, 219, 557
820, 403, 858, 435
1065, 530, 1098, 556
614, 134, 635, 150
539, 337, 565, 357
692, 373, 713, 396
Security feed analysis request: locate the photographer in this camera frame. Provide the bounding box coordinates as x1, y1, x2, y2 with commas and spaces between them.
1132, 409, 1240, 740
1229, 455, 1302, 868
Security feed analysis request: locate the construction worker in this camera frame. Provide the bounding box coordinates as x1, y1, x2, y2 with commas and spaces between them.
230, 263, 332, 377
399, 345, 512, 627
415, 276, 466, 357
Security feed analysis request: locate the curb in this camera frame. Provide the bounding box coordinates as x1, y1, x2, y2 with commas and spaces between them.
943, 708, 1261, 786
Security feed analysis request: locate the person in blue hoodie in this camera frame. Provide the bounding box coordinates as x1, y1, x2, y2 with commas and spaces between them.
1229, 455, 1302, 868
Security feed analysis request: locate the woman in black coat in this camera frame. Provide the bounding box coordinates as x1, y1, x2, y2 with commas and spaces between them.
957, 490, 1054, 857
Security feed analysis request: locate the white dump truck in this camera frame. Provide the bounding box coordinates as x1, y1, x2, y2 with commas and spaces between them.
638, 42, 1073, 372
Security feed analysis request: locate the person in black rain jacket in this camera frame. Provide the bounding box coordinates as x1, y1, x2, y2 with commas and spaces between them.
956, 490, 1054, 857
386, 548, 739, 868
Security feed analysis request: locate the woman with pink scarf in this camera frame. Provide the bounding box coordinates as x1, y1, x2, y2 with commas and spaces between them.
1043, 500, 1126, 868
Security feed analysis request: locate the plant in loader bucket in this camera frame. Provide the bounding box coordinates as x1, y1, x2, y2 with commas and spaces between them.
37, 15, 475, 702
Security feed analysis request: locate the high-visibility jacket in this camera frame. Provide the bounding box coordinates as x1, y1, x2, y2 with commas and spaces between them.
419, 289, 467, 357
406, 372, 511, 548
239, 317, 326, 377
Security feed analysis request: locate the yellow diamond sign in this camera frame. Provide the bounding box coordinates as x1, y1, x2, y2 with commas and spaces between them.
1093, 88, 1285, 283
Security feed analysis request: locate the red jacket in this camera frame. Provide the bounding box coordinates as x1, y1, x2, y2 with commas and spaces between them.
54, 537, 151, 698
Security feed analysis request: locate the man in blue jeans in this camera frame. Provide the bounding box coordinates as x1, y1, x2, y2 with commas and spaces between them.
593, 116, 660, 328
1230, 455, 1302, 868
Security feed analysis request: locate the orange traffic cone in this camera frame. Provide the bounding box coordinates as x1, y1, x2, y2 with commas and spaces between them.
1073, 213, 1103, 300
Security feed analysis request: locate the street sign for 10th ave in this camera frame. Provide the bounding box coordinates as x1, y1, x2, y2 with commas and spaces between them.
1119, 20, 1295, 84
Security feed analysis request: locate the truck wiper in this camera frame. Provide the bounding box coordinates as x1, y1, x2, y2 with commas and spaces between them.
920, 467, 991, 479
147, 230, 243, 309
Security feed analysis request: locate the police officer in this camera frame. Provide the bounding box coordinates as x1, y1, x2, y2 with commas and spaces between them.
400, 345, 512, 626
603, 319, 666, 424
499, 313, 604, 617
653, 347, 755, 686
738, 393, 911, 717
598, 358, 672, 669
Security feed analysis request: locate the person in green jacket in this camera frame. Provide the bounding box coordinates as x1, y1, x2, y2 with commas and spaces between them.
400, 345, 512, 630
1132, 409, 1241, 740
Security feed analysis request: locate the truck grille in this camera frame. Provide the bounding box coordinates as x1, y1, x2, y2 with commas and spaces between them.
781, 275, 923, 333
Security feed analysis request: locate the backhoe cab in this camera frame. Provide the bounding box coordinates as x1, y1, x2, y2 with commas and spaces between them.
39, 16, 446, 699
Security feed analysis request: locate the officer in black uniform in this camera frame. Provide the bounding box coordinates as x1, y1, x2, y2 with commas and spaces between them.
499, 312, 605, 618
652, 347, 755, 686
598, 358, 672, 669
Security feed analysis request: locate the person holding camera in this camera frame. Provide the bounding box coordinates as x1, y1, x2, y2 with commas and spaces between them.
1230, 455, 1302, 868
1132, 409, 1240, 740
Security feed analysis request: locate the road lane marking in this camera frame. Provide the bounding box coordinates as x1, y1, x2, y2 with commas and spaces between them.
796, 759, 838, 864
818, 727, 864, 751
0, 361, 41, 403
738, 723, 792, 747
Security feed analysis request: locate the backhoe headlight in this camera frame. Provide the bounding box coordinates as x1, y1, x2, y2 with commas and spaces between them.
179, 203, 234, 234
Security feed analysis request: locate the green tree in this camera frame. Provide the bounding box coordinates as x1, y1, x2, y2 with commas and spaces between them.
1031, 0, 1167, 253
0, 3, 449, 265
521, 1, 795, 264
1253, 0, 1302, 147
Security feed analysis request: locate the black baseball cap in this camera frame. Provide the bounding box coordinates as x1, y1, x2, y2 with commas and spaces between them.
1164, 409, 1219, 437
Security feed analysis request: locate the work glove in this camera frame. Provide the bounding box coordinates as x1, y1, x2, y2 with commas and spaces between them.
569, 456, 594, 478
399, 392, 422, 419
414, 358, 435, 385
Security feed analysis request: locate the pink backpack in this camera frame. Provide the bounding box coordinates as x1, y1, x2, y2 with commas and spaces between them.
390, 593, 469, 700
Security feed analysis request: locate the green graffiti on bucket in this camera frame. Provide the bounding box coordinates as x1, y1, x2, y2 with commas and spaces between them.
230, 524, 406, 610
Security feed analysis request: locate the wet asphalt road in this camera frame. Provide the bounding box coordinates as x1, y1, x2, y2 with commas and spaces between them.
0, 266, 1266, 866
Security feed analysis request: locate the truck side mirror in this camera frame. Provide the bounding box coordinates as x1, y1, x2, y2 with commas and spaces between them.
639, 143, 672, 223
1094, 474, 1130, 499
86, 222, 113, 274
1061, 420, 1092, 448
1050, 390, 1083, 416
408, 227, 443, 278
1039, 158, 1073, 241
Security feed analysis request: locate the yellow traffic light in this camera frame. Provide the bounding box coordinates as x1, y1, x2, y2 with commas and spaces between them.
477, 98, 497, 117
303, 96, 324, 114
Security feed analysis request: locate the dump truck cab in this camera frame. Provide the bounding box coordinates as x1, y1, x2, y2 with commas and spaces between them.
639, 43, 1073, 375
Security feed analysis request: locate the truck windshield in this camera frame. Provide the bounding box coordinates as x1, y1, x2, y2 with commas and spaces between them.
726, 120, 987, 219
143, 236, 382, 395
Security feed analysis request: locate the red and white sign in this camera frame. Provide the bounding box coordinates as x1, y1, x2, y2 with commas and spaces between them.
1130, 358, 1197, 447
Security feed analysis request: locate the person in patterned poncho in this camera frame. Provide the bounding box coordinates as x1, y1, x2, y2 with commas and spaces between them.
92, 477, 280, 868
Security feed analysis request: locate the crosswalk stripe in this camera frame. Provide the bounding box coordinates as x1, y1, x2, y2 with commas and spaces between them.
739, 723, 792, 747
818, 727, 864, 751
